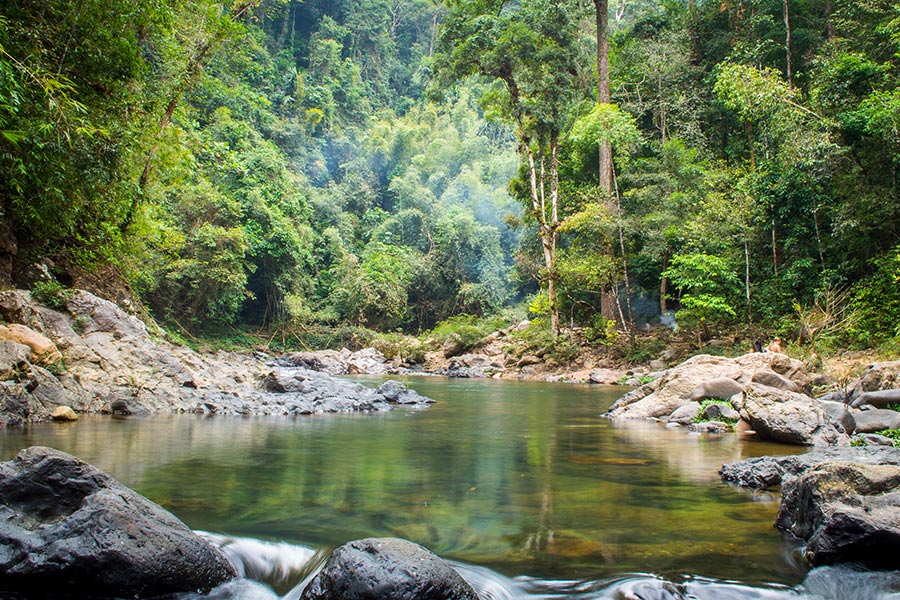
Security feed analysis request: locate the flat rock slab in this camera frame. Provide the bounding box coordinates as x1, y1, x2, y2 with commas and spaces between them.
720, 446, 900, 489
300, 538, 478, 600
0, 446, 236, 598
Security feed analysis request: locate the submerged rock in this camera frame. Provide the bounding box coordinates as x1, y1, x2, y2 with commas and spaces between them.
300, 537, 478, 600
0, 446, 236, 598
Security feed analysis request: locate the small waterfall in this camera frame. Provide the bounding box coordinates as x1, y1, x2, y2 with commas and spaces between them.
198, 532, 325, 593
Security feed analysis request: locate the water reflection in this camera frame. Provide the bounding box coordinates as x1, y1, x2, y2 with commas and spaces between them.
0, 377, 805, 587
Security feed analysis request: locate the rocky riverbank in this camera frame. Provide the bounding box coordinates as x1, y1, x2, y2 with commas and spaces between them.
604, 351, 900, 447
0, 289, 431, 426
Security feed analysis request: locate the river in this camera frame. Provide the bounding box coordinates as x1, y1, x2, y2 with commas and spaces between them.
1, 376, 897, 599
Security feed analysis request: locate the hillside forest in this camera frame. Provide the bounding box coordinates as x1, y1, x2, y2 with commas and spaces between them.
1, 0, 899, 357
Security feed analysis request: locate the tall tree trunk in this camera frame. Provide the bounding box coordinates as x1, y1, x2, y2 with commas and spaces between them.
783, 0, 793, 88
594, 0, 613, 194
825, 1, 834, 41
526, 140, 561, 335
595, 0, 617, 322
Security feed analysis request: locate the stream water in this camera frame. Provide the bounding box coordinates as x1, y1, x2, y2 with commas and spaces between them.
1, 376, 898, 599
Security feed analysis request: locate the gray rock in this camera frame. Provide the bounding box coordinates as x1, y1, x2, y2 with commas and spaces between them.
820, 400, 855, 434
850, 389, 900, 409
668, 402, 700, 425
751, 368, 804, 393
689, 377, 743, 402
853, 433, 896, 447
377, 380, 434, 405
299, 538, 478, 600
776, 461, 900, 567
852, 361, 900, 395
852, 408, 900, 433
0, 340, 30, 378
739, 383, 848, 446
720, 446, 900, 489
701, 402, 740, 422
0, 447, 236, 598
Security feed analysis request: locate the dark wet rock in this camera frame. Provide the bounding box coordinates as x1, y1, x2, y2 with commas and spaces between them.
720, 446, 900, 489
688, 377, 743, 402
776, 462, 900, 567
0, 383, 30, 426
736, 384, 848, 446
377, 380, 433, 405
0, 446, 236, 598
299, 537, 478, 600
851, 408, 900, 433
850, 389, 900, 409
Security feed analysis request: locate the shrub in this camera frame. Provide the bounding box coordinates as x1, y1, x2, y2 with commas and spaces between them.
30, 280, 73, 311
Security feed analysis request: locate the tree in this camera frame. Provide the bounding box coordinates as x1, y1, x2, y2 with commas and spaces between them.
435, 0, 589, 333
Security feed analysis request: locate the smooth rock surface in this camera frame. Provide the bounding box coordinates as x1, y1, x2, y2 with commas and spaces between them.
0, 446, 236, 598
49, 405, 78, 421
851, 408, 900, 433
850, 389, 900, 409
299, 537, 479, 600
688, 377, 743, 402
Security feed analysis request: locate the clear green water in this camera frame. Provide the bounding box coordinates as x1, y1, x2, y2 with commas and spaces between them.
0, 376, 807, 589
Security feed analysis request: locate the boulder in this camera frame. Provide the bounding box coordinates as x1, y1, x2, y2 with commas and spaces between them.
50, 405, 78, 421
851, 408, 900, 433
853, 433, 896, 447
0, 447, 236, 598
751, 368, 804, 393
0, 323, 61, 365
776, 462, 900, 567
299, 538, 478, 600
688, 377, 743, 402
737, 384, 848, 446
850, 389, 900, 409
820, 400, 856, 434
667, 402, 700, 425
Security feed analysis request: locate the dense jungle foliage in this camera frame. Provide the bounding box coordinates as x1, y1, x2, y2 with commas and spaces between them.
1, 0, 899, 353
